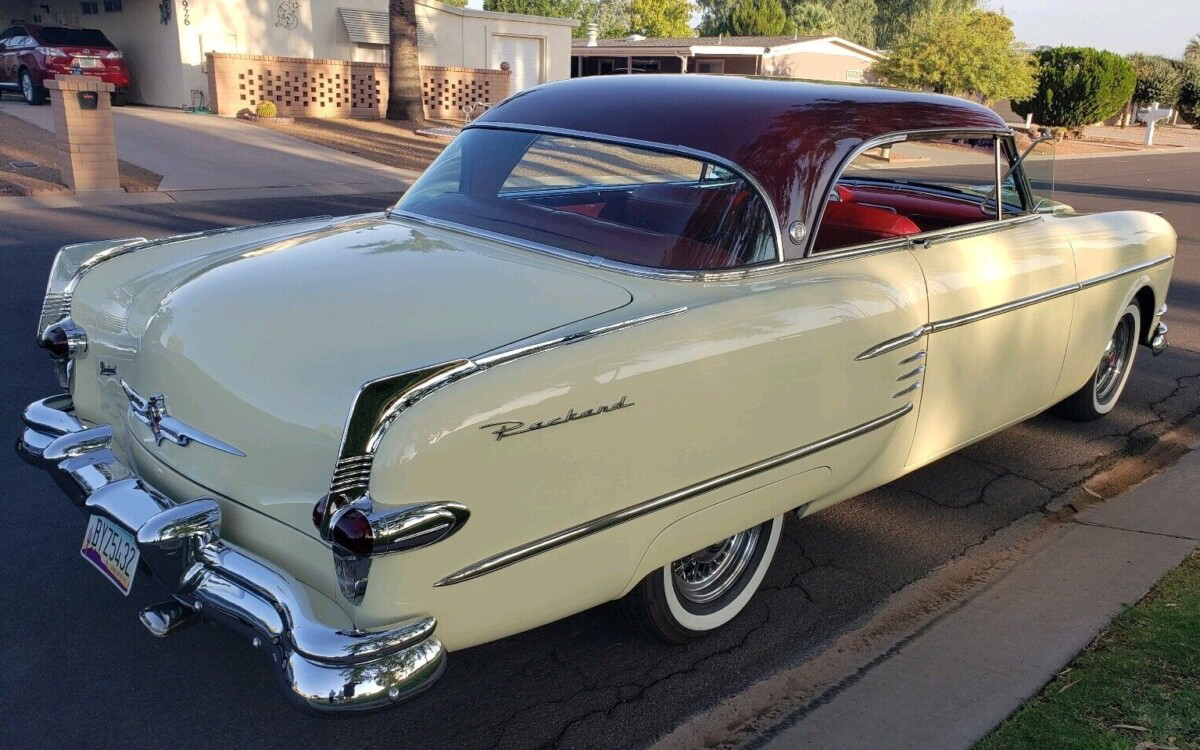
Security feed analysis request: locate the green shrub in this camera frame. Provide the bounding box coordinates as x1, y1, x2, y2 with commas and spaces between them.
254, 100, 278, 118
1128, 53, 1183, 106
1180, 62, 1200, 122
1012, 46, 1135, 126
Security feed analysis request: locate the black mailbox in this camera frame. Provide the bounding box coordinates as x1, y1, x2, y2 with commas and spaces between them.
78, 91, 99, 110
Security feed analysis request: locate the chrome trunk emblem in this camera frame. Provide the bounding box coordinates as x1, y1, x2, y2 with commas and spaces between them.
121, 381, 246, 457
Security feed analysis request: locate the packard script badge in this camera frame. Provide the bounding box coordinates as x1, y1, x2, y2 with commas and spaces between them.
481, 396, 634, 441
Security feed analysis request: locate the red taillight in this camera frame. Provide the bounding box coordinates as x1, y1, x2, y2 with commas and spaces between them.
41, 325, 71, 359
331, 508, 374, 556
312, 494, 330, 529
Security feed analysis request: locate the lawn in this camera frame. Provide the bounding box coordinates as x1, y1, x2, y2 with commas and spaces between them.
976, 550, 1200, 750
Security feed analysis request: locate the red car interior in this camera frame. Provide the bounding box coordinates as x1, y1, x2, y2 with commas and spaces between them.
411, 192, 739, 270
812, 182, 990, 252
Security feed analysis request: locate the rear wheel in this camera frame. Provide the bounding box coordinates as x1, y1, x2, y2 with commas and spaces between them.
1060, 303, 1140, 421
622, 515, 782, 643
20, 69, 46, 105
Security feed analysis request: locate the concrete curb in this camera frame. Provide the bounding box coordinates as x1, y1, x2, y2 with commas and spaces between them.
756, 447, 1200, 750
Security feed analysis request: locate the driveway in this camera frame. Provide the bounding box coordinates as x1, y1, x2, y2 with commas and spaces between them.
0, 100, 418, 194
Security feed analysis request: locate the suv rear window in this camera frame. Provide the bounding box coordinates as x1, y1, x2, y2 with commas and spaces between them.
35, 27, 114, 47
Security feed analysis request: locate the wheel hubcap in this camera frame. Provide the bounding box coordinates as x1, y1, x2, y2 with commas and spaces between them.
22, 75, 33, 100
1095, 314, 1134, 404
672, 526, 761, 605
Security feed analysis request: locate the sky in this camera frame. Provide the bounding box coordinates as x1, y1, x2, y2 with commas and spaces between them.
987, 0, 1199, 58
466, 0, 1199, 58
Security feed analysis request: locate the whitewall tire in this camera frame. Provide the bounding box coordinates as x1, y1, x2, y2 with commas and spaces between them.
1061, 303, 1141, 421
623, 514, 783, 643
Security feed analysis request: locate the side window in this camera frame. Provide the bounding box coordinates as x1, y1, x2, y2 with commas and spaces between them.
812, 135, 1018, 254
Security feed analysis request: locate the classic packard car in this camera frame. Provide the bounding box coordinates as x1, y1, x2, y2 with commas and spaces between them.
19, 75, 1175, 712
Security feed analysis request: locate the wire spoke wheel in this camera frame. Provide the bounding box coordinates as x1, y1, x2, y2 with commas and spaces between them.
671, 526, 762, 605
1095, 313, 1135, 405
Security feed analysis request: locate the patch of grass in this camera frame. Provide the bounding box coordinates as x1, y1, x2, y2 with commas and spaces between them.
976, 550, 1200, 750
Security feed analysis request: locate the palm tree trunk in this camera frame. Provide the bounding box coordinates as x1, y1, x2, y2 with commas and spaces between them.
386, 0, 426, 123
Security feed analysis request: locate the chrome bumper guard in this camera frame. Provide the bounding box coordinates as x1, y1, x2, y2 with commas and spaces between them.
1149, 321, 1168, 356
16, 394, 446, 714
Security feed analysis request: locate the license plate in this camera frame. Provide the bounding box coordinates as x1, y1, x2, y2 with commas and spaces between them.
75, 57, 102, 68
81, 514, 140, 596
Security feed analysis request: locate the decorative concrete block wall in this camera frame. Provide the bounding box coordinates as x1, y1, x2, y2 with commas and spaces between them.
206, 52, 510, 121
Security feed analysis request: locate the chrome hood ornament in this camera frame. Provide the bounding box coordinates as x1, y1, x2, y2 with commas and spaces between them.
120, 381, 246, 457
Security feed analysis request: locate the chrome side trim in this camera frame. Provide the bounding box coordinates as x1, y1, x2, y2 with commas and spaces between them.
434, 402, 915, 587
855, 326, 928, 361
323, 306, 687, 603
475, 306, 687, 366
929, 283, 1078, 333
1078, 255, 1173, 289
898, 350, 926, 365
462, 121, 786, 262
898, 364, 925, 381
857, 256, 1172, 358
894, 381, 922, 398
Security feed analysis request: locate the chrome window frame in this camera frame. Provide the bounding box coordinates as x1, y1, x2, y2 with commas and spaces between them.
804, 126, 1020, 260
390, 124, 1041, 282
393, 121, 786, 269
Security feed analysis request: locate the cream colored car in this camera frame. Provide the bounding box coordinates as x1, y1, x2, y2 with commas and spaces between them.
19, 76, 1175, 713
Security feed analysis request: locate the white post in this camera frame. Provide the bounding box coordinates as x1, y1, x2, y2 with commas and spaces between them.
1025, 112, 1033, 130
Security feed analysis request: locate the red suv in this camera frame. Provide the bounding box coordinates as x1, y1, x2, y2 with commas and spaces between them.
0, 24, 129, 105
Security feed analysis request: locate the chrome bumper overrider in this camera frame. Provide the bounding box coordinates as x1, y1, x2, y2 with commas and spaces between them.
1150, 322, 1168, 356
16, 394, 446, 713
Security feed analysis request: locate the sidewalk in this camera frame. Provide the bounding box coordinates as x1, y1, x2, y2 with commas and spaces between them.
0, 101, 418, 197
759, 447, 1200, 750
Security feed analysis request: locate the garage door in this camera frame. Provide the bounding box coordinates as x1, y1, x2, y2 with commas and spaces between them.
490, 35, 542, 93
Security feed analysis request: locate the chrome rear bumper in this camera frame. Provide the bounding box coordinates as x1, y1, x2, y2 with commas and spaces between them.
16, 394, 445, 714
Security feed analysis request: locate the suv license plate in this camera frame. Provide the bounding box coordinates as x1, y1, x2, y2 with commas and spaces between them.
81, 514, 140, 595
75, 57, 102, 68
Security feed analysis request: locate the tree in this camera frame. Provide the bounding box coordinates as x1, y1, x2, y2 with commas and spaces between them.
727, 0, 789, 35
1128, 53, 1183, 107
386, 0, 425, 123
873, 8, 1034, 105
875, 0, 975, 49
1186, 34, 1200, 65
631, 0, 692, 36
582, 0, 634, 37
484, 0, 588, 36
696, 0, 736, 35
791, 2, 836, 35
1011, 47, 1136, 127
821, 0, 876, 47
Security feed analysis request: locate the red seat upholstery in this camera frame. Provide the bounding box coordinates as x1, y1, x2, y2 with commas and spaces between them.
813, 201, 920, 252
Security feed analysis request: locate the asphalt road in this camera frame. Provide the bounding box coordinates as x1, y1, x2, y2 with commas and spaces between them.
2, 153, 1198, 750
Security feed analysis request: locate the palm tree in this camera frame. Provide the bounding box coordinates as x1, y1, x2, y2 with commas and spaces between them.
386, 0, 426, 123
1186, 34, 1200, 64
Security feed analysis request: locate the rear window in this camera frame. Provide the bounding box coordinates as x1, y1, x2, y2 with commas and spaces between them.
397, 127, 778, 271
35, 27, 114, 47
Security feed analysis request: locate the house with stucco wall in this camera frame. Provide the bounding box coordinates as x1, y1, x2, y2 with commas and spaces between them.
2, 0, 575, 108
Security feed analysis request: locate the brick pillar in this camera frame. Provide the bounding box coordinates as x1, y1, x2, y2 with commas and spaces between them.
46, 75, 121, 193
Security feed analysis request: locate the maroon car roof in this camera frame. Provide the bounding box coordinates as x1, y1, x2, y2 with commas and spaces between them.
473, 75, 1010, 257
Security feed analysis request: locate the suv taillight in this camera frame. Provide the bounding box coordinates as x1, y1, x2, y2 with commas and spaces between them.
36, 46, 67, 58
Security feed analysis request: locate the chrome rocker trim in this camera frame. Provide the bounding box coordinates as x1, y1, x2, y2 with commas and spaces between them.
16, 394, 445, 714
